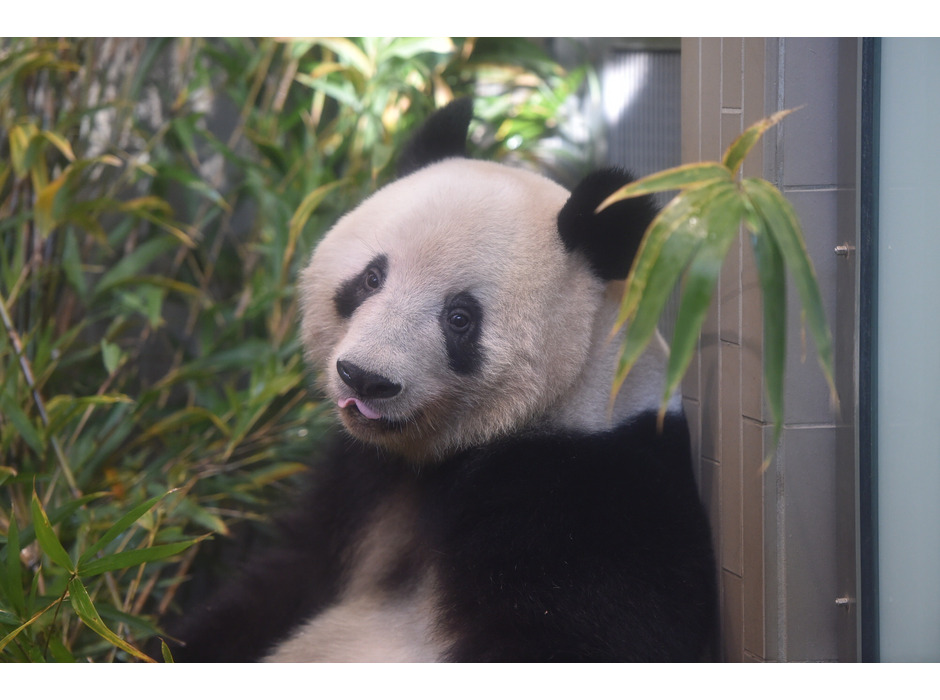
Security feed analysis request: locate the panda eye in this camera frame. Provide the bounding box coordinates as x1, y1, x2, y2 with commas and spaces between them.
363, 266, 383, 291
447, 309, 472, 332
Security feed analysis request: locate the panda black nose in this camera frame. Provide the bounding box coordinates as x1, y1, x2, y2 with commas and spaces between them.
336, 360, 402, 399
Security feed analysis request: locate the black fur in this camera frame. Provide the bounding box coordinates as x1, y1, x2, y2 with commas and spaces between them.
333, 254, 388, 319
168, 411, 715, 662
440, 291, 484, 375
557, 168, 659, 280
165, 435, 401, 662
396, 98, 473, 177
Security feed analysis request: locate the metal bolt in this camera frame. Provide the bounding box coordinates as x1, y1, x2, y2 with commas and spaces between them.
834, 244, 855, 257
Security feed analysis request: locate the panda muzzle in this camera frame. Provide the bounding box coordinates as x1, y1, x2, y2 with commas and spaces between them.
335, 360, 402, 420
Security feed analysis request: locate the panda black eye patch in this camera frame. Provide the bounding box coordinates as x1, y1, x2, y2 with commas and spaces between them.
333, 254, 388, 319
441, 291, 484, 375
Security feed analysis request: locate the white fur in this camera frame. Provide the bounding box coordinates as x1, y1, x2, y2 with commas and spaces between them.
298, 157, 674, 462
264, 491, 447, 662
301, 159, 594, 460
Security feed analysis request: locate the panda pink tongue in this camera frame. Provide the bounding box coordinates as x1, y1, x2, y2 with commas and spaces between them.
338, 397, 383, 420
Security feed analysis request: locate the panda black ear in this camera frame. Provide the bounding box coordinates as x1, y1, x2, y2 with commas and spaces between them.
557, 168, 658, 281
397, 98, 474, 177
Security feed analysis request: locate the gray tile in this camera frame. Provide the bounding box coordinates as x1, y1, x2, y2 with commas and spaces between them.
720, 342, 743, 575
721, 37, 743, 110
780, 189, 845, 426
742, 419, 767, 659
780, 38, 840, 188
779, 425, 840, 661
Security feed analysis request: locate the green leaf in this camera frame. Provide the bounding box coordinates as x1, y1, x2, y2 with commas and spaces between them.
749, 224, 787, 452
61, 228, 88, 298
16, 493, 104, 548
3, 510, 26, 616
161, 639, 175, 663
128, 406, 231, 447
312, 37, 374, 77
78, 493, 169, 564
39, 129, 76, 162
723, 108, 797, 174
0, 598, 59, 654
34, 169, 69, 238
77, 539, 201, 577
285, 179, 346, 280
30, 491, 74, 573
8, 123, 38, 178
615, 179, 734, 336
0, 465, 16, 487
173, 498, 229, 536
46, 635, 76, 662
101, 338, 123, 376
596, 162, 731, 212
742, 178, 836, 402
44, 393, 134, 439
92, 236, 181, 298
661, 186, 746, 416
0, 391, 43, 456
101, 339, 123, 375
379, 37, 455, 62
67, 578, 155, 662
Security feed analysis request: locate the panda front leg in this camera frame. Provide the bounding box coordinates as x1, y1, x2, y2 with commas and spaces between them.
167, 435, 402, 662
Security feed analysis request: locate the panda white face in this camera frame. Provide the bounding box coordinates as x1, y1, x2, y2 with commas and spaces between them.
299, 158, 605, 460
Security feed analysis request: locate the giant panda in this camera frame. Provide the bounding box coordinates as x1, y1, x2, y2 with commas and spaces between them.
170, 99, 716, 662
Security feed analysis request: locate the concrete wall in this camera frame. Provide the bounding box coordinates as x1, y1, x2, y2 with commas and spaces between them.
680, 38, 860, 661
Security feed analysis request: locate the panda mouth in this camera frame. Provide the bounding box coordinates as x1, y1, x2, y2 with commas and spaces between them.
338, 397, 407, 431
338, 397, 383, 420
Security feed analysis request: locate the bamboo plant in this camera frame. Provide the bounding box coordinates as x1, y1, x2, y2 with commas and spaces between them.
600, 109, 836, 453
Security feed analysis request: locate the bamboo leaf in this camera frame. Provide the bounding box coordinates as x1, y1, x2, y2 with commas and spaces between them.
46, 635, 76, 662
0, 598, 59, 654
8, 123, 38, 178
151, 167, 229, 212
16, 493, 104, 548
78, 493, 169, 564
748, 221, 788, 452
34, 169, 69, 238
723, 108, 798, 174
661, 186, 746, 417
0, 465, 16, 487
379, 37, 455, 62
4, 509, 26, 615
67, 578, 155, 662
312, 38, 374, 77
61, 228, 88, 298
173, 498, 229, 536
92, 236, 181, 298
616, 180, 734, 333
0, 392, 43, 456
161, 639, 175, 663
44, 393, 134, 439
612, 182, 735, 395
30, 490, 74, 573
101, 340, 123, 375
77, 538, 201, 577
742, 178, 836, 402
285, 179, 346, 281
127, 406, 231, 448
39, 130, 76, 162
596, 162, 731, 212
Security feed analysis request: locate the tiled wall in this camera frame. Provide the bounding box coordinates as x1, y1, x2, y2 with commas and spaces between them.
680, 38, 859, 662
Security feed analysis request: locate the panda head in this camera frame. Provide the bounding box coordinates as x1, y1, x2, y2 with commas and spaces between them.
298, 99, 658, 461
